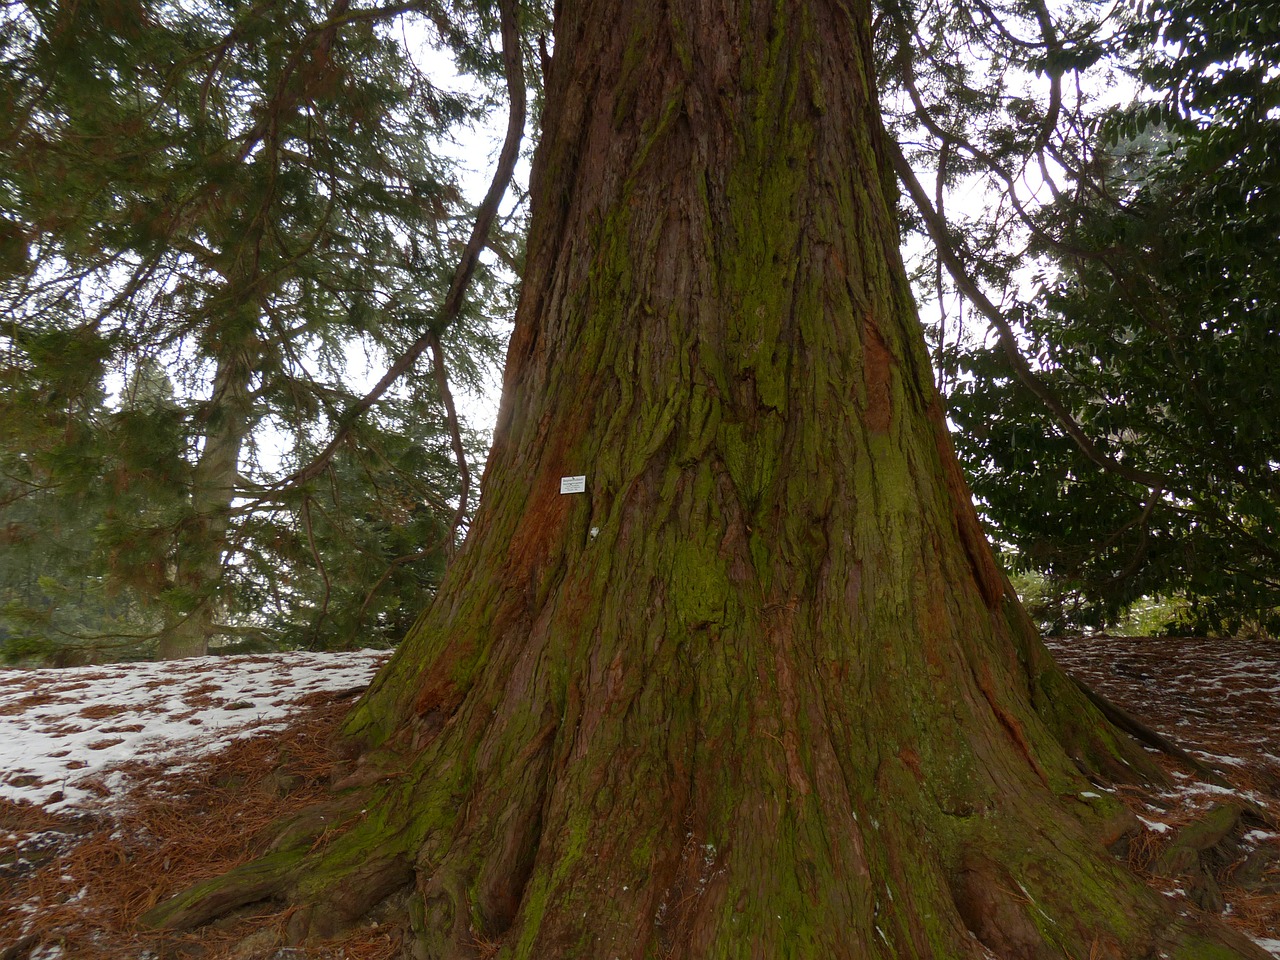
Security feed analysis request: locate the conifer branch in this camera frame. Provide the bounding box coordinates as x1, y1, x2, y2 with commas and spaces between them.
300, 496, 332, 645
354, 544, 443, 627
278, 0, 525, 495
427, 331, 470, 557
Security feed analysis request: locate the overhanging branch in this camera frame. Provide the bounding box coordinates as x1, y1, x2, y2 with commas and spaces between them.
278, 0, 525, 493
888, 135, 1169, 492
427, 330, 471, 557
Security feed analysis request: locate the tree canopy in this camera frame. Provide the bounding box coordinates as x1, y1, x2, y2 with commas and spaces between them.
883, 0, 1280, 635
3, 0, 1277, 661
0, 0, 534, 659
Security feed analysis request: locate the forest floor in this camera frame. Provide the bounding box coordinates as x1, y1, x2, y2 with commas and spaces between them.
0, 637, 1276, 959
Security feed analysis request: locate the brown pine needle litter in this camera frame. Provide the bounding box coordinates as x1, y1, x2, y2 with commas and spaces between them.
1, 636, 1277, 958
0, 689, 399, 960
1048, 635, 1280, 949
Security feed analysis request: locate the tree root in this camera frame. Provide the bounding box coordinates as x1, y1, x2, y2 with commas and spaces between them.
1151, 802, 1279, 915
1071, 676, 1230, 785
286, 853, 415, 940
142, 848, 299, 931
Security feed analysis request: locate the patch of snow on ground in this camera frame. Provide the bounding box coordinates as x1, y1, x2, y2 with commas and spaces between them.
1244, 829, 1278, 844
0, 650, 388, 811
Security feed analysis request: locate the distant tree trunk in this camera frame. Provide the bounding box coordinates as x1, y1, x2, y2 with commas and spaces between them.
156, 352, 251, 659
149, 0, 1263, 956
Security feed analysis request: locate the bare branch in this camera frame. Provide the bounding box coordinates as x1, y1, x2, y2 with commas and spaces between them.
427, 331, 470, 557
887, 134, 1168, 491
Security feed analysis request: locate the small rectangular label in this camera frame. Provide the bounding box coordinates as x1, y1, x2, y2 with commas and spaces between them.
560, 475, 586, 494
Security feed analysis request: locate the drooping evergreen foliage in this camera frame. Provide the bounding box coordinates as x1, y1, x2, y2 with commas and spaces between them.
0, 0, 534, 660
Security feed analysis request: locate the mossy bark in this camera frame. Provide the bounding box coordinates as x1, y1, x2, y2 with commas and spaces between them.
150, 1, 1266, 957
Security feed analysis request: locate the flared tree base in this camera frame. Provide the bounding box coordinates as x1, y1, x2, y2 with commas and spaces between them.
145, 590, 1268, 960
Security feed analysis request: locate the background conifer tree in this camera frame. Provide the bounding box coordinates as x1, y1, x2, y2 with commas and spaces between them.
0, 0, 536, 659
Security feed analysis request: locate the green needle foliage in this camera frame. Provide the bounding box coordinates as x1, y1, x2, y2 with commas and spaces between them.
0, 0, 536, 661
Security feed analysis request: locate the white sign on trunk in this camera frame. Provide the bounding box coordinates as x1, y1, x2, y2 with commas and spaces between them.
560, 475, 586, 494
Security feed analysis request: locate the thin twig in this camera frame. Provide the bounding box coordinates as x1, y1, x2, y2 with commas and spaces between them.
1101, 490, 1162, 585
888, 134, 1168, 491
353, 544, 443, 626
426, 332, 470, 556
278, 0, 526, 492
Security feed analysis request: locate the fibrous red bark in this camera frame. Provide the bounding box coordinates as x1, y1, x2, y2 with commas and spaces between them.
148, 1, 1268, 957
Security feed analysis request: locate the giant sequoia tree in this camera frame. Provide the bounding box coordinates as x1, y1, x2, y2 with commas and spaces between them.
150, 0, 1264, 957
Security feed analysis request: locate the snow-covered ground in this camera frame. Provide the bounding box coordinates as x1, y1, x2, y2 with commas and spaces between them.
0, 650, 388, 812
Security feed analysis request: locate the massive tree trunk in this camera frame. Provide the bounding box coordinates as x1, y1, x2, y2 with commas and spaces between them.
149, 0, 1263, 956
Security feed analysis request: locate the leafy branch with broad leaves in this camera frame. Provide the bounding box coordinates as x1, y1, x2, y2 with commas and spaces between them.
879, 0, 1280, 635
